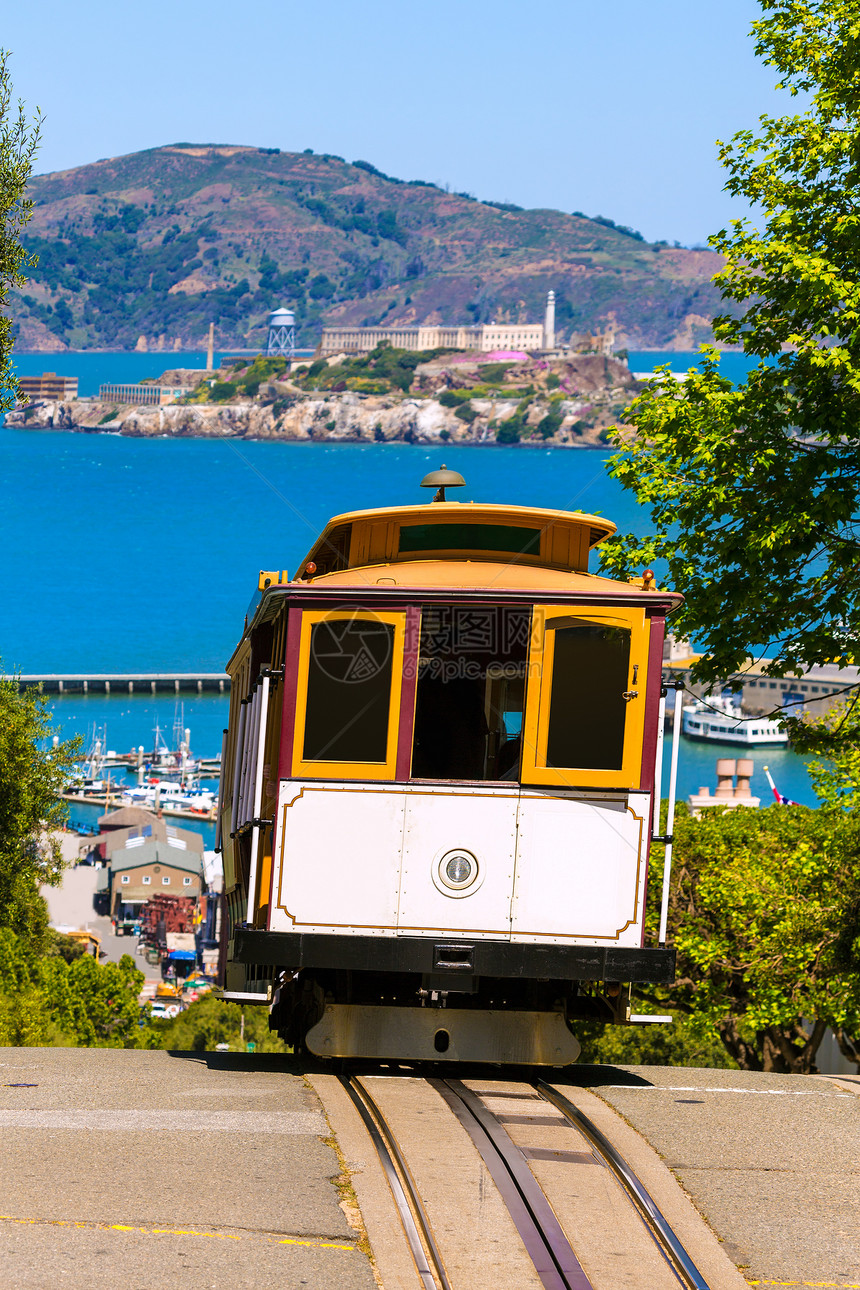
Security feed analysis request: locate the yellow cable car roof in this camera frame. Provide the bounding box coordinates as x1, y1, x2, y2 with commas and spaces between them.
298, 502, 617, 579
304, 558, 679, 600
317, 501, 615, 534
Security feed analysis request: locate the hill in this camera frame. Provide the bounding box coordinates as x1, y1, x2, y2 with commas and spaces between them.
11, 143, 725, 353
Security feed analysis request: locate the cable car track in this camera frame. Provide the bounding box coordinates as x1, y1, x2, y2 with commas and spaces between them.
535, 1081, 710, 1290
339, 1072, 712, 1290
341, 1074, 453, 1290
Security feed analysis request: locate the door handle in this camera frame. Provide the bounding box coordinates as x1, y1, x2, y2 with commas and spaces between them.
622, 690, 639, 702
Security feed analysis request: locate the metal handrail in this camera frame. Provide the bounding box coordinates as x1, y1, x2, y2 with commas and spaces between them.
659, 677, 684, 945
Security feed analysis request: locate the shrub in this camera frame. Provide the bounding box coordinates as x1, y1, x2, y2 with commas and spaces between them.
545, 373, 560, 390
438, 389, 474, 407
477, 363, 512, 384
496, 416, 523, 444
210, 381, 237, 401
537, 410, 563, 440
455, 404, 478, 423
142, 992, 286, 1053
578, 1007, 737, 1069
347, 377, 389, 394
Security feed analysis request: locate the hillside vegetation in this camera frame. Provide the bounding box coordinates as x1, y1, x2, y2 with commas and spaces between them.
12, 143, 724, 352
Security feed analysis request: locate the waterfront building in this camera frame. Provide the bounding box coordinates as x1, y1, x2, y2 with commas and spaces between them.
319, 290, 575, 357
663, 635, 860, 718
17, 371, 78, 402
98, 383, 194, 406
84, 811, 205, 865
103, 839, 203, 921
266, 307, 296, 358
319, 321, 546, 357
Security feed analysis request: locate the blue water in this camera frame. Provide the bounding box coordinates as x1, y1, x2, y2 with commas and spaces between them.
5, 349, 316, 398
1, 430, 635, 673
1, 349, 817, 807
629, 350, 765, 383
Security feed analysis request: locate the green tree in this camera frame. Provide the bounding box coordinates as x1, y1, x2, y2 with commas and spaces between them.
142, 991, 287, 1052
43, 951, 145, 1046
600, 2, 860, 731
496, 413, 525, 444
0, 928, 144, 1047
0, 675, 80, 951
655, 804, 860, 1073
579, 1005, 737, 1069
0, 51, 41, 410
537, 409, 563, 439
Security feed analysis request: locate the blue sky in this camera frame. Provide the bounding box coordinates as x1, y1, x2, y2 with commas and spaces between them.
6, 0, 787, 245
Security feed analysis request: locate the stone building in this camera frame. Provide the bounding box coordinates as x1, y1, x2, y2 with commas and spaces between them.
17, 372, 78, 402
319, 322, 546, 357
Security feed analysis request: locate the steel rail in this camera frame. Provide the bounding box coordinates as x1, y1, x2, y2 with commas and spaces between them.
431, 1078, 594, 1290
339, 1075, 452, 1290
535, 1081, 711, 1290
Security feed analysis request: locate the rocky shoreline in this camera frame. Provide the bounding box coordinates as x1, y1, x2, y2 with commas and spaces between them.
7, 390, 621, 447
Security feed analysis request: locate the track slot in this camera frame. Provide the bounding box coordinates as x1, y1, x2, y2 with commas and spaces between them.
431, 1078, 594, 1290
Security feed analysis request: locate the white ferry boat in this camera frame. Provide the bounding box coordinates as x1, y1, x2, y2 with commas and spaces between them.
681, 694, 788, 746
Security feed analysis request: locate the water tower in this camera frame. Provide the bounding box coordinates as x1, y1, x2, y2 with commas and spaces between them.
266, 307, 296, 358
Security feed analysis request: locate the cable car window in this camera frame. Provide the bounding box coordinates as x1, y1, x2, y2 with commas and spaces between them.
546, 623, 630, 770
521, 606, 648, 789
399, 523, 541, 557
292, 611, 407, 780
411, 606, 530, 781
303, 619, 394, 762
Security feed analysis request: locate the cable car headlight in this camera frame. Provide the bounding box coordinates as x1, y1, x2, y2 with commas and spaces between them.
446, 855, 472, 885
433, 848, 482, 897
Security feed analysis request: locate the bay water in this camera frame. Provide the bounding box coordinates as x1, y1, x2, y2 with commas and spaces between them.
2, 348, 813, 808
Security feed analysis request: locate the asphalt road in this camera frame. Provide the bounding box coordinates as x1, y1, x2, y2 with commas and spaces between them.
0, 1048, 375, 1290
582, 1063, 860, 1286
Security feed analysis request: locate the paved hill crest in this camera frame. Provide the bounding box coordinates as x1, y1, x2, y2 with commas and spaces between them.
16, 143, 724, 352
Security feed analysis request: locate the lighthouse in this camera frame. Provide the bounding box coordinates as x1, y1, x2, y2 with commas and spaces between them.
544, 290, 556, 351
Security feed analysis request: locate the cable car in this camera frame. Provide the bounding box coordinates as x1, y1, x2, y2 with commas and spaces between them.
217, 467, 682, 1064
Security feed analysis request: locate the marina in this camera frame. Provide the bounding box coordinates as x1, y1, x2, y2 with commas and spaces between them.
59, 788, 217, 822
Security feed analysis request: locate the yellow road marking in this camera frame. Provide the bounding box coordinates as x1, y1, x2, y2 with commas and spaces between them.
747, 1281, 860, 1288
0, 1214, 355, 1252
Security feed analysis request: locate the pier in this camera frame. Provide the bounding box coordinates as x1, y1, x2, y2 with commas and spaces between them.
9, 672, 230, 695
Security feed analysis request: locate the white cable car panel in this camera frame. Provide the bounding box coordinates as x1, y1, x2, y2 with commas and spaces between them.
273, 783, 404, 933
511, 791, 649, 946
396, 785, 518, 938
